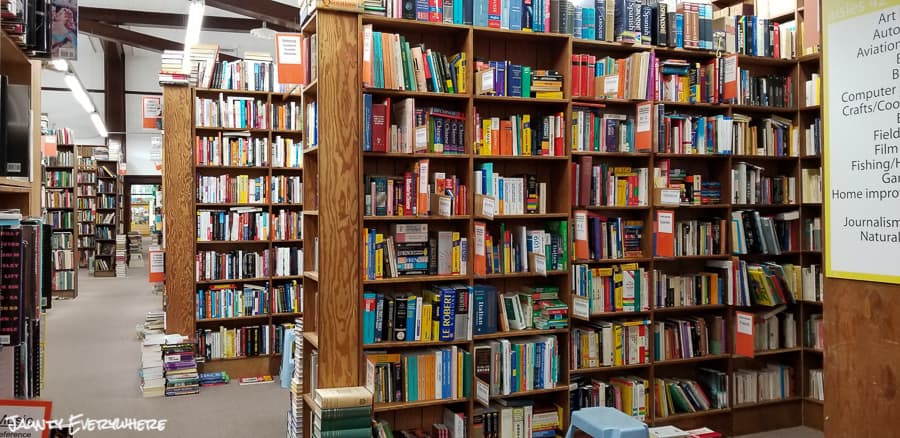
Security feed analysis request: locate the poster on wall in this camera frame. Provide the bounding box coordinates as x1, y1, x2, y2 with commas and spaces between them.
0, 399, 53, 438
824, 0, 900, 284
275, 33, 304, 85
50, 0, 78, 60
142, 96, 162, 130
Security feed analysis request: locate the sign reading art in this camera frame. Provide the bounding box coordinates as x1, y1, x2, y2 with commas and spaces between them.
824, 0, 900, 284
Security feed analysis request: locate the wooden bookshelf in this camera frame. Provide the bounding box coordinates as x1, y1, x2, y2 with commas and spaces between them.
44, 142, 78, 297
162, 84, 305, 379
93, 159, 120, 277
76, 148, 96, 269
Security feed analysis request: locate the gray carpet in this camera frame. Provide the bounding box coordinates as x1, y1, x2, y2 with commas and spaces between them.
41, 248, 823, 438
43, 263, 287, 437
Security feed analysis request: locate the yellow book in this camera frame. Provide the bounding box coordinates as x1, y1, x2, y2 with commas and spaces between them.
534, 91, 563, 99
456, 349, 463, 399
451, 232, 460, 274
709, 273, 719, 304
375, 233, 384, 279
522, 114, 532, 155
363, 228, 369, 278
613, 265, 624, 312
421, 302, 433, 341
482, 119, 493, 155
613, 323, 624, 366
611, 378, 635, 417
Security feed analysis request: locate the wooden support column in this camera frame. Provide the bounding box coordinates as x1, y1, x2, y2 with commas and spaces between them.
103, 40, 126, 157
316, 10, 361, 388
161, 86, 194, 336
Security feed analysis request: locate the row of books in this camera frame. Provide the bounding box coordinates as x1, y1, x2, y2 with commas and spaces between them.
196, 283, 299, 319
363, 97, 466, 155
572, 213, 643, 261
96, 227, 116, 240
272, 137, 303, 169
475, 112, 566, 157
730, 209, 799, 255
364, 163, 468, 217
475, 61, 563, 99
98, 180, 117, 193
163, 343, 199, 397
196, 323, 291, 360
570, 106, 642, 153
665, 170, 721, 206
475, 335, 560, 396
313, 387, 373, 438
571, 320, 650, 369
195, 96, 270, 129
98, 194, 117, 209
45, 170, 73, 187
570, 376, 649, 420
362, 284, 471, 344
272, 176, 303, 204
654, 316, 726, 361
195, 135, 270, 167
196, 208, 270, 241
572, 263, 650, 315
196, 249, 269, 281
366, 347, 472, 403
51, 250, 74, 270
46, 151, 74, 167
364, 224, 467, 279
46, 211, 73, 229
76, 186, 96, 197
655, 370, 729, 417
362, 26, 466, 94
805, 314, 823, 350
572, 160, 649, 207
52, 271, 75, 291
732, 163, 796, 205
734, 364, 792, 405
809, 369, 824, 401
44, 191, 73, 208
196, 174, 269, 204
754, 307, 796, 352
473, 168, 549, 215
472, 403, 560, 438
76, 172, 97, 183
801, 168, 822, 203
473, 221, 569, 275
50, 231, 73, 249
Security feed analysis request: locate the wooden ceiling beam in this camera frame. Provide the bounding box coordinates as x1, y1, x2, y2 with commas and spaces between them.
80, 19, 238, 61
205, 0, 302, 31
79, 7, 293, 33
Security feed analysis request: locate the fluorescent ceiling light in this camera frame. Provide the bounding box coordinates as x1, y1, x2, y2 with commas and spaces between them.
182, 0, 206, 72
48, 59, 68, 72
90, 112, 108, 138
64, 73, 94, 113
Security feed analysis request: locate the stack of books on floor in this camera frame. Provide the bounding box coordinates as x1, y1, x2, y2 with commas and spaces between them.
649, 426, 722, 438
199, 371, 230, 386
139, 334, 165, 398
116, 234, 127, 277
288, 318, 304, 438
163, 343, 199, 396
313, 387, 373, 438
137, 311, 166, 340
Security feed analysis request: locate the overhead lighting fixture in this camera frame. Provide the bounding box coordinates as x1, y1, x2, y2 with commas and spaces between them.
48, 58, 69, 72
182, 0, 206, 72
64, 73, 94, 113
90, 112, 108, 138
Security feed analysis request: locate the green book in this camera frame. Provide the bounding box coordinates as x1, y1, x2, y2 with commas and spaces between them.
315, 414, 372, 431
461, 350, 472, 398
399, 36, 412, 91
313, 426, 372, 438
316, 405, 372, 420
522, 66, 532, 98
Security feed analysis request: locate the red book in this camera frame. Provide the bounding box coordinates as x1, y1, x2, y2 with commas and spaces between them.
570, 162, 578, 206
571, 55, 582, 97
404, 172, 414, 216
487, 0, 501, 28
371, 103, 387, 152
586, 55, 596, 97
554, 113, 564, 156
499, 120, 513, 156
578, 155, 592, 207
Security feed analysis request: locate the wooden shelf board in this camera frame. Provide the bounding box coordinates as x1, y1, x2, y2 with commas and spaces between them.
271, 203, 304, 208
491, 385, 569, 400
303, 331, 319, 349
271, 275, 304, 281
272, 129, 304, 135
272, 312, 302, 318
801, 105, 821, 111
653, 304, 729, 314
362, 15, 470, 32
654, 354, 732, 366
575, 310, 651, 320
733, 396, 802, 410
271, 167, 304, 171
272, 239, 304, 244
573, 257, 652, 264
653, 408, 732, 423
670, 203, 730, 209
195, 165, 269, 171
476, 270, 568, 280
195, 88, 274, 96
483, 213, 570, 220
0, 178, 31, 189
804, 397, 824, 405
571, 151, 651, 157
196, 203, 269, 208
303, 271, 319, 282
570, 363, 651, 375
798, 53, 821, 63
474, 95, 567, 105
363, 88, 469, 100
196, 315, 271, 323
202, 354, 274, 362
737, 54, 796, 67
655, 153, 730, 159
363, 339, 470, 349
374, 398, 468, 413
730, 104, 795, 114
654, 255, 730, 262
363, 274, 468, 285
364, 215, 471, 221
196, 277, 271, 285
582, 205, 650, 211
473, 328, 568, 341
302, 78, 318, 96
473, 154, 568, 161
363, 152, 469, 159
196, 240, 272, 245
750, 347, 804, 357
732, 154, 799, 161
732, 203, 799, 209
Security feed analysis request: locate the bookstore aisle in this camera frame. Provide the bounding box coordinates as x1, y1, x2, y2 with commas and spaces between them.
42, 264, 287, 437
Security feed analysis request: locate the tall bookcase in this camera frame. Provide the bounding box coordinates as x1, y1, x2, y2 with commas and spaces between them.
76, 148, 97, 269
94, 159, 119, 277
44, 142, 78, 297
289, 4, 825, 438
162, 86, 305, 378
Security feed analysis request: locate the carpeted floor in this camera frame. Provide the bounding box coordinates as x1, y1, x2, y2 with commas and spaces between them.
41, 244, 823, 438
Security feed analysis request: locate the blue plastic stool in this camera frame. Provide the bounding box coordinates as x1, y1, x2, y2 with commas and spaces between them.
565, 407, 649, 438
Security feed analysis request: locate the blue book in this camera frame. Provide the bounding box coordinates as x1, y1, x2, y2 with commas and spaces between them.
508, 64, 523, 97
368, 229, 376, 280
501, 0, 510, 28
372, 32, 384, 88
374, 294, 384, 342
473, 287, 487, 335
510, 0, 522, 30
474, 0, 489, 26
405, 296, 417, 341
613, 0, 627, 40
437, 286, 457, 341
522, 0, 533, 30
595, 0, 606, 40
640, 3, 651, 45
406, 355, 418, 401
510, 346, 519, 392
674, 13, 684, 48
363, 292, 376, 344
441, 349, 451, 398
581, 7, 594, 39
454, 0, 464, 23
416, 0, 430, 20
497, 61, 507, 96
478, 162, 494, 196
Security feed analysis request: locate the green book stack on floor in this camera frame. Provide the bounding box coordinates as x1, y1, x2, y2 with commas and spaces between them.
312, 386, 374, 438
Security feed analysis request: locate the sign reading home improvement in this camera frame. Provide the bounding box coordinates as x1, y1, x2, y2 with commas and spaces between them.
826, 0, 900, 284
